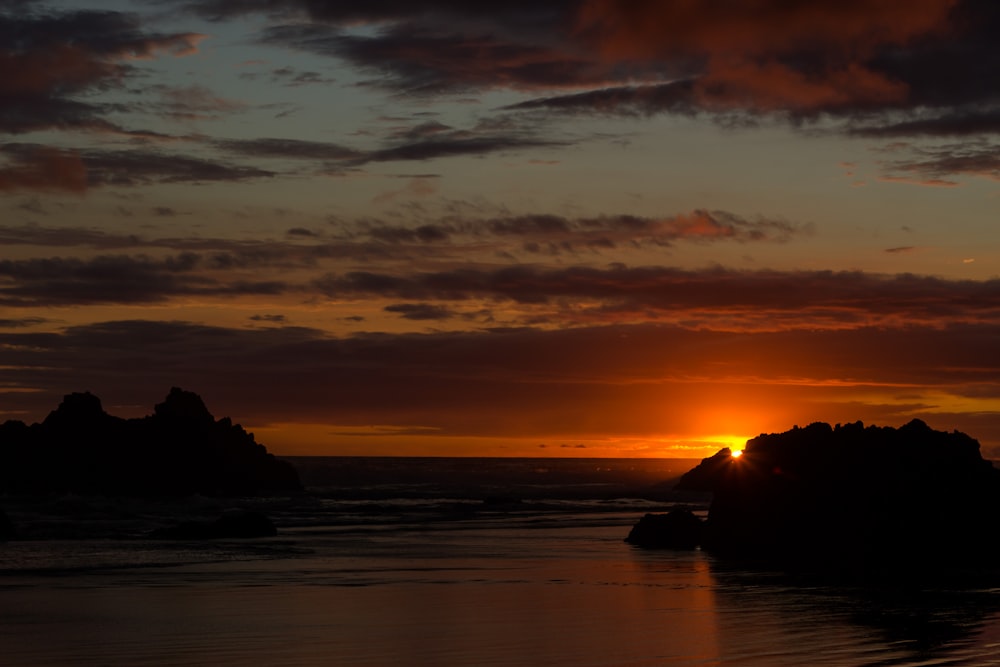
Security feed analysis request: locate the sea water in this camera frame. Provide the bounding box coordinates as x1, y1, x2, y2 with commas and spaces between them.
1, 457, 999, 666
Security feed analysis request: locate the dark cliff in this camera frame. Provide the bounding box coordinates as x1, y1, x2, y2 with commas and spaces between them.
638, 420, 1000, 570
0, 388, 302, 496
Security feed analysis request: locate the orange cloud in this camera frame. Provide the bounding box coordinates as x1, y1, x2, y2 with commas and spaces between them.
697, 59, 908, 112
4, 320, 1000, 455
576, 0, 956, 61
0, 45, 119, 96
0, 34, 204, 97
0, 147, 88, 193
575, 0, 957, 112
670, 210, 737, 238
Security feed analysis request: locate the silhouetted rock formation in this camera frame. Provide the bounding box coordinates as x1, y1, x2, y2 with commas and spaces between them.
625, 509, 703, 549
149, 509, 278, 539
0, 388, 301, 497
631, 420, 1000, 571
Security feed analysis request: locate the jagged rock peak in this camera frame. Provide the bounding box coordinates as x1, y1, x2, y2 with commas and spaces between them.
154, 387, 214, 423
43, 391, 107, 426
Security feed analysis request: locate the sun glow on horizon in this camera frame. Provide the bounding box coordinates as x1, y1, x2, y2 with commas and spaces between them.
731, 448, 743, 458
704, 434, 750, 453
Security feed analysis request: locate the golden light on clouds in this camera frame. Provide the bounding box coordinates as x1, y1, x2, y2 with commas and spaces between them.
2, 0, 999, 457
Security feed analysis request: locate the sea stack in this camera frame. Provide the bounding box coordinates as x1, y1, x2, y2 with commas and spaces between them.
0, 388, 302, 497
629, 420, 1000, 572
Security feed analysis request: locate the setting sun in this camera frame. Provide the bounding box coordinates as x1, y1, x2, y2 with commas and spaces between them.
731, 449, 743, 458
705, 434, 751, 455
2, 0, 999, 463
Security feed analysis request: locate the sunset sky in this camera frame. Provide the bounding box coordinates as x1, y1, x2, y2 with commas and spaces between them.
1, 0, 998, 457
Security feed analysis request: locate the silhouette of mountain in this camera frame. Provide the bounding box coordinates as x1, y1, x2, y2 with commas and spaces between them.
629, 420, 1000, 572
0, 388, 301, 496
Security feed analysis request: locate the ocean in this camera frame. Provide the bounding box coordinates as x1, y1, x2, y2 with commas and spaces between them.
1, 457, 1000, 666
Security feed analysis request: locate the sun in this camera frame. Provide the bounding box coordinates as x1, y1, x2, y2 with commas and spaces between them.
730, 449, 743, 458
709, 434, 748, 454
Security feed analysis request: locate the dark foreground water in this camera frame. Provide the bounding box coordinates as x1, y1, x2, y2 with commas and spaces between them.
2, 457, 1000, 666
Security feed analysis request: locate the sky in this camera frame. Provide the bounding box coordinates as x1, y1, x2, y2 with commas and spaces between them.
1, 0, 998, 458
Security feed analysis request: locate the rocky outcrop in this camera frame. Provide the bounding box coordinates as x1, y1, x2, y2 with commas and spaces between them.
0, 388, 302, 497
629, 420, 1000, 570
625, 509, 703, 549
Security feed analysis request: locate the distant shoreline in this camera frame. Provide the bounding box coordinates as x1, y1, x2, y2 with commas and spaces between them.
279, 455, 704, 461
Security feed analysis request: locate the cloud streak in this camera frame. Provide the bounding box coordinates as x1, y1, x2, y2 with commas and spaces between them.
0, 145, 87, 192
316, 266, 1000, 330
885, 143, 1000, 184
0, 7, 204, 134
5, 214, 996, 332
354, 209, 805, 252
5, 0, 994, 201
2, 319, 999, 449
207, 0, 1000, 136
0, 254, 285, 306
